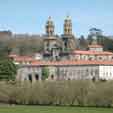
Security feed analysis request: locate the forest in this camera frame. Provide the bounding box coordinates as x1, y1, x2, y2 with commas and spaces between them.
0, 28, 113, 56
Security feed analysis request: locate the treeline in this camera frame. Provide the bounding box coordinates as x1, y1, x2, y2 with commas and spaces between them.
0, 80, 113, 107
78, 35, 113, 51
1, 30, 113, 56
0, 32, 44, 56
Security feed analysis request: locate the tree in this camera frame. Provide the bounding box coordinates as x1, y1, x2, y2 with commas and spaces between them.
89, 28, 103, 36
79, 35, 88, 50
42, 67, 49, 80
0, 42, 11, 57
87, 28, 103, 45
87, 35, 93, 45
0, 57, 17, 81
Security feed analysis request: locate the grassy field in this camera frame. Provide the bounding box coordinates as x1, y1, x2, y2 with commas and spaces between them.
0, 106, 113, 113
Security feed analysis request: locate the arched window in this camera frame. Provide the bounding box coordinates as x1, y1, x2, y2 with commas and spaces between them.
51, 74, 54, 80
35, 74, 39, 80
28, 74, 32, 82
68, 78, 70, 80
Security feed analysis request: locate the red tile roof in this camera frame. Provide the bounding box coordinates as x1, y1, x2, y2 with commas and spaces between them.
88, 44, 103, 48
9, 54, 18, 58
31, 60, 113, 66
14, 56, 34, 62
72, 50, 113, 55
9, 54, 34, 62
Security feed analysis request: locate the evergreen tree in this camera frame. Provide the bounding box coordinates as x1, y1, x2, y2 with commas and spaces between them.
0, 57, 17, 81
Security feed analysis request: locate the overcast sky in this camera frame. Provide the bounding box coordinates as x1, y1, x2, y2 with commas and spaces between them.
0, 0, 113, 37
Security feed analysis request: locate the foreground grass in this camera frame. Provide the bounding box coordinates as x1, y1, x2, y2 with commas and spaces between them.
0, 106, 113, 113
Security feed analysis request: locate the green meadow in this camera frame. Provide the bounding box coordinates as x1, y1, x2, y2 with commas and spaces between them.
0, 106, 113, 113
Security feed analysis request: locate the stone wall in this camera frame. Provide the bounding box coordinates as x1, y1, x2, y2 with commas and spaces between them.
17, 66, 42, 82
57, 65, 99, 80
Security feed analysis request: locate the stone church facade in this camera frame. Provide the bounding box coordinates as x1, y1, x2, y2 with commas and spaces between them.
43, 16, 76, 61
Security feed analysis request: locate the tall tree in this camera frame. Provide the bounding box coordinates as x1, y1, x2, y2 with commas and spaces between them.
0, 57, 17, 81
79, 35, 88, 50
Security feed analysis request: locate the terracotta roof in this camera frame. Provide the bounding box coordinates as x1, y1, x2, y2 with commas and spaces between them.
9, 55, 34, 62
9, 54, 18, 58
72, 50, 113, 55
31, 60, 113, 66
88, 44, 103, 48
15, 56, 34, 62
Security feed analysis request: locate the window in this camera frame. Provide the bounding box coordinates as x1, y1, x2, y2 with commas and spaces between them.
51, 74, 54, 80
98, 56, 103, 60
35, 74, 39, 80
92, 77, 96, 82
90, 70, 93, 75
89, 57, 93, 61
106, 72, 108, 77
28, 74, 32, 82
110, 72, 112, 76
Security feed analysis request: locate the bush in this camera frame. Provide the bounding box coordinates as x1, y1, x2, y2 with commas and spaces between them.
0, 80, 113, 107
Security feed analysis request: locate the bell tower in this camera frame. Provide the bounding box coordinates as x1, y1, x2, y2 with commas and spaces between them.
64, 15, 72, 35
62, 16, 76, 52
44, 16, 62, 61
45, 16, 54, 36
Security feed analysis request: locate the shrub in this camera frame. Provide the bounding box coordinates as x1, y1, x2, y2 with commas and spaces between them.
0, 80, 113, 107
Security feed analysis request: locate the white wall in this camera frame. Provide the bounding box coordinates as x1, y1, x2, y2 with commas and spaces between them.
89, 47, 103, 52
99, 65, 113, 80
